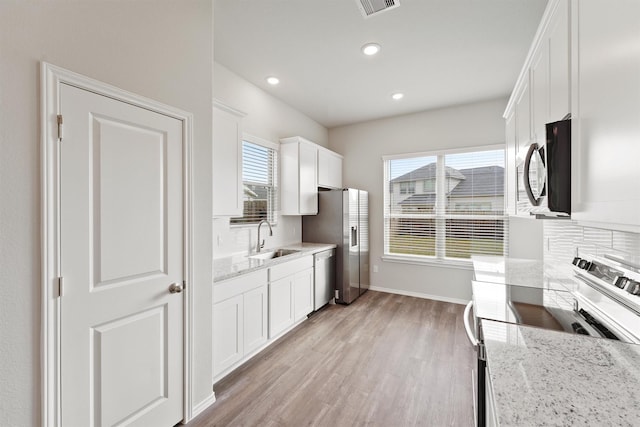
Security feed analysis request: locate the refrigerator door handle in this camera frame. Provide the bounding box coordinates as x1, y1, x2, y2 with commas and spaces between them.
350, 226, 358, 247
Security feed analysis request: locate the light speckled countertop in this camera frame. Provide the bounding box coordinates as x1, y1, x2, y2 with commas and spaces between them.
482, 319, 640, 427
472, 255, 578, 291
213, 242, 336, 282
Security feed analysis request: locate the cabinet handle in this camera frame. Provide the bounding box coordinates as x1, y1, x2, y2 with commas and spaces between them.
463, 301, 479, 348
523, 142, 543, 206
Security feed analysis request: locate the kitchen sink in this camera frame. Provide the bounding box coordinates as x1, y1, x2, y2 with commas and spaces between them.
247, 248, 300, 260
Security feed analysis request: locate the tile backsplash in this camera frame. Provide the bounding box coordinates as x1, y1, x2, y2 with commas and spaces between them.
544, 220, 640, 265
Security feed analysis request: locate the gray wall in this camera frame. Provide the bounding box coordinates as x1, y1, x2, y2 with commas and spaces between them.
329, 98, 508, 303
0, 2, 214, 424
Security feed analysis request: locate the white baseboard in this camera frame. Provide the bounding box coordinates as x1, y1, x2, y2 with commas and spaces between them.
368, 286, 468, 305
189, 392, 216, 423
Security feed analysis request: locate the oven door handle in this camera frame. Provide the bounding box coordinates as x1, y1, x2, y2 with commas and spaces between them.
464, 300, 479, 348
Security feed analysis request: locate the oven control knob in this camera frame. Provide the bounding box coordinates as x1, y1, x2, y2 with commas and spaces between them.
572, 257, 582, 266
614, 276, 628, 289
626, 280, 640, 296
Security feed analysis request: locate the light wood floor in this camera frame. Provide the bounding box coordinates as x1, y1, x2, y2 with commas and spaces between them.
189, 290, 475, 427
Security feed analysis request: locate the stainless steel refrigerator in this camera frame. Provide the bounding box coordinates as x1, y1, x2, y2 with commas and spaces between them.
302, 188, 369, 304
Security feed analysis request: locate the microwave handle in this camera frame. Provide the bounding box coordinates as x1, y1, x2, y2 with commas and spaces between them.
523, 142, 542, 207
463, 300, 479, 348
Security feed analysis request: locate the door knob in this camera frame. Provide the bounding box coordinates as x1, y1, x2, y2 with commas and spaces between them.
169, 282, 184, 294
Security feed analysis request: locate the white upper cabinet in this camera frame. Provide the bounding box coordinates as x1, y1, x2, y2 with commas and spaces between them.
318, 147, 343, 189
571, 0, 640, 230
504, 0, 571, 215
531, 42, 549, 145
515, 76, 532, 155
213, 100, 245, 217
547, 0, 570, 122
505, 110, 517, 216
280, 136, 319, 215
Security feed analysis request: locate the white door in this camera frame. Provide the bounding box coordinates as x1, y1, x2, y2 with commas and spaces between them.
59, 83, 184, 426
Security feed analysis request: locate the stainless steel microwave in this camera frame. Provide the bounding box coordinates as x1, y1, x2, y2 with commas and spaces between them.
516, 118, 571, 217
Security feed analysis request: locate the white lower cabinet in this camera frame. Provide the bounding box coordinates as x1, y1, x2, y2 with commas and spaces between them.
485, 367, 498, 427
213, 269, 268, 379
268, 255, 314, 339
213, 294, 244, 376
269, 276, 294, 338
269, 267, 314, 338
243, 284, 268, 355
292, 269, 313, 323
213, 255, 316, 381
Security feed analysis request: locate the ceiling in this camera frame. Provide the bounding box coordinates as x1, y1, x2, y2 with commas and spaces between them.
214, 0, 548, 128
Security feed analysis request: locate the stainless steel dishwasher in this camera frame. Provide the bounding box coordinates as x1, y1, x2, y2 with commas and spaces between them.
313, 249, 335, 310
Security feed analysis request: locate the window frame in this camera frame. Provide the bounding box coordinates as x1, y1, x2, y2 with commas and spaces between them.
382, 144, 507, 268
230, 133, 279, 227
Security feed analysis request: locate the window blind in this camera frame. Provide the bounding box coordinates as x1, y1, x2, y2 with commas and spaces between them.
384, 147, 506, 263
230, 139, 278, 225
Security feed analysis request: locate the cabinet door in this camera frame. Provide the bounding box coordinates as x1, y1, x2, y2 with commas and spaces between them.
243, 284, 268, 355
269, 277, 293, 338
548, 0, 570, 122
292, 268, 314, 322
299, 142, 318, 214
515, 78, 532, 154
280, 138, 319, 215
572, 1, 640, 228
531, 40, 550, 145
213, 102, 243, 217
505, 110, 517, 216
485, 367, 498, 427
318, 148, 343, 189
213, 294, 244, 376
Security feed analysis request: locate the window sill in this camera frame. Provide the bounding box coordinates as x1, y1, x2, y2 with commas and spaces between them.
229, 222, 278, 229
381, 254, 474, 270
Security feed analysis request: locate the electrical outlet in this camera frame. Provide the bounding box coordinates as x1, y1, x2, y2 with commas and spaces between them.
373, 265, 379, 273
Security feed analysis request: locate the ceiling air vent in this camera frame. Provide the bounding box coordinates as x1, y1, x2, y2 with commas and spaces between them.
355, 0, 400, 19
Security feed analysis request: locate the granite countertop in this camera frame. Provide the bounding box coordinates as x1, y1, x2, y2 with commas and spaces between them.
472, 255, 578, 291
213, 242, 336, 282
482, 319, 640, 427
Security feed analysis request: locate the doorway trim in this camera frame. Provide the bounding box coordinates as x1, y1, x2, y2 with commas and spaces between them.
40, 62, 194, 427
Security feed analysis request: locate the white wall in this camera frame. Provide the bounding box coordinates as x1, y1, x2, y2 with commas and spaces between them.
508, 216, 544, 259
0, 2, 213, 424
212, 62, 328, 259
329, 98, 508, 302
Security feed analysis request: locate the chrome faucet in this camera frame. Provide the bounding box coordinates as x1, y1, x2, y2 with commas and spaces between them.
256, 219, 273, 253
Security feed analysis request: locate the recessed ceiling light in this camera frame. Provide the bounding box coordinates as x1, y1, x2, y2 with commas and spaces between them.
361, 43, 381, 56
392, 92, 404, 100
266, 76, 280, 85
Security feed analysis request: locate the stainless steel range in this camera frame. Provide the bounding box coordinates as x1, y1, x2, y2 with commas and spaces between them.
571, 254, 640, 341
466, 255, 640, 427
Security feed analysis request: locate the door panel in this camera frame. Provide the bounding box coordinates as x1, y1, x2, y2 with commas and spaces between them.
94, 305, 167, 426
60, 83, 184, 426
94, 115, 167, 286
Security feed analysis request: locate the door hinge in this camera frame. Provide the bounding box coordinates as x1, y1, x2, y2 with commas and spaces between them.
183, 280, 187, 290
57, 115, 64, 141
57, 277, 64, 297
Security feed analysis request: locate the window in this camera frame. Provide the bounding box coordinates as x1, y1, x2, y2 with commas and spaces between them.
400, 181, 415, 194
230, 135, 278, 225
383, 146, 506, 264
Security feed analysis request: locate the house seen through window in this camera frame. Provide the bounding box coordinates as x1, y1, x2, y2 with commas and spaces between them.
230, 137, 278, 225
384, 146, 506, 262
